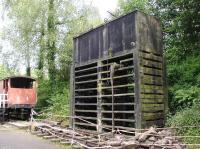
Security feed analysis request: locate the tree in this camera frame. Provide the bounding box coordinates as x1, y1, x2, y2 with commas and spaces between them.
153, 0, 200, 63
116, 0, 152, 15
3, 0, 44, 76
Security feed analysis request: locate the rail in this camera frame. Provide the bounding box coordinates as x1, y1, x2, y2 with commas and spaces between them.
0, 94, 8, 108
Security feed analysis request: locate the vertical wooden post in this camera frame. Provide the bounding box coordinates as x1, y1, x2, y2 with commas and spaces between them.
69, 65, 74, 129
133, 48, 141, 130
163, 56, 168, 123
70, 38, 78, 129
97, 61, 102, 134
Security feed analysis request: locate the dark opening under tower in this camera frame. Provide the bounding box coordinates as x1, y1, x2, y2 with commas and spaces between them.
70, 10, 168, 134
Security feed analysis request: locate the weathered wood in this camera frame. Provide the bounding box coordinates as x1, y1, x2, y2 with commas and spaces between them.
72, 11, 166, 132
163, 55, 168, 124
141, 98, 164, 104
141, 76, 163, 86
134, 47, 141, 130
143, 112, 164, 120
140, 59, 163, 69
141, 67, 163, 76
142, 104, 164, 112
97, 61, 102, 133
141, 94, 164, 99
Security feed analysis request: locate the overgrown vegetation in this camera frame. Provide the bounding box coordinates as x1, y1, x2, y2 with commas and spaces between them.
167, 104, 200, 144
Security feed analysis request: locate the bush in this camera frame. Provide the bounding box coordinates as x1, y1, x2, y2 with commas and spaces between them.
48, 87, 70, 116
167, 104, 200, 144
167, 54, 200, 112
169, 85, 200, 112
36, 78, 70, 121
36, 79, 52, 110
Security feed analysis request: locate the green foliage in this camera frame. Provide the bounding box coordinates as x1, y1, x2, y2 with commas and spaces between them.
167, 104, 200, 144
0, 65, 15, 79
167, 54, 200, 112
36, 79, 70, 118
48, 86, 70, 116
155, 0, 200, 62
117, 0, 151, 15
36, 79, 51, 109
169, 85, 200, 112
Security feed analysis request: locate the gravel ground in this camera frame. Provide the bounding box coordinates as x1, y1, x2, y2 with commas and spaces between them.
0, 124, 66, 149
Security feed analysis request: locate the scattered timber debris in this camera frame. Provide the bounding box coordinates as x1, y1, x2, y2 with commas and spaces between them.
31, 121, 189, 149
118, 127, 186, 149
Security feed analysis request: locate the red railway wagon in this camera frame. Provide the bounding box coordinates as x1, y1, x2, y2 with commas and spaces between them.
0, 76, 37, 120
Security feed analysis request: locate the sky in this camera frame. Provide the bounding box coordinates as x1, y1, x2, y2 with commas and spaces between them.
84, 0, 118, 19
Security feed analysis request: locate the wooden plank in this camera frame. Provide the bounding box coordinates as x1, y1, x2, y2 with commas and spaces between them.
101, 83, 135, 89
140, 59, 163, 69
140, 51, 162, 62
142, 104, 164, 112
75, 95, 97, 98
75, 110, 97, 113
101, 103, 135, 106
141, 98, 164, 104
75, 88, 97, 92
143, 112, 164, 120
141, 89, 164, 95
140, 67, 163, 76
101, 110, 135, 113
141, 84, 163, 90
102, 125, 136, 131
140, 49, 162, 56
141, 75, 163, 85
140, 94, 164, 99
99, 74, 134, 81
75, 72, 98, 79
75, 122, 96, 127
102, 118, 135, 123
142, 119, 164, 128
75, 103, 97, 106
75, 79, 97, 84
76, 116, 97, 120
75, 66, 97, 73
101, 93, 134, 97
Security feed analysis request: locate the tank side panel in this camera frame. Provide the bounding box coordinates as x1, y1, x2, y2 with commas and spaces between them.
78, 34, 89, 63
108, 18, 123, 54
75, 12, 136, 65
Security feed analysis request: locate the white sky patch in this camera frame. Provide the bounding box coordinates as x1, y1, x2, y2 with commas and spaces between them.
84, 0, 118, 19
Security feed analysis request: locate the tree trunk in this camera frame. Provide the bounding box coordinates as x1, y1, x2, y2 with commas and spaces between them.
47, 0, 56, 88
38, 11, 45, 79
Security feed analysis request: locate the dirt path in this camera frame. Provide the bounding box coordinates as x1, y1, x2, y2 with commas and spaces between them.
0, 124, 66, 149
